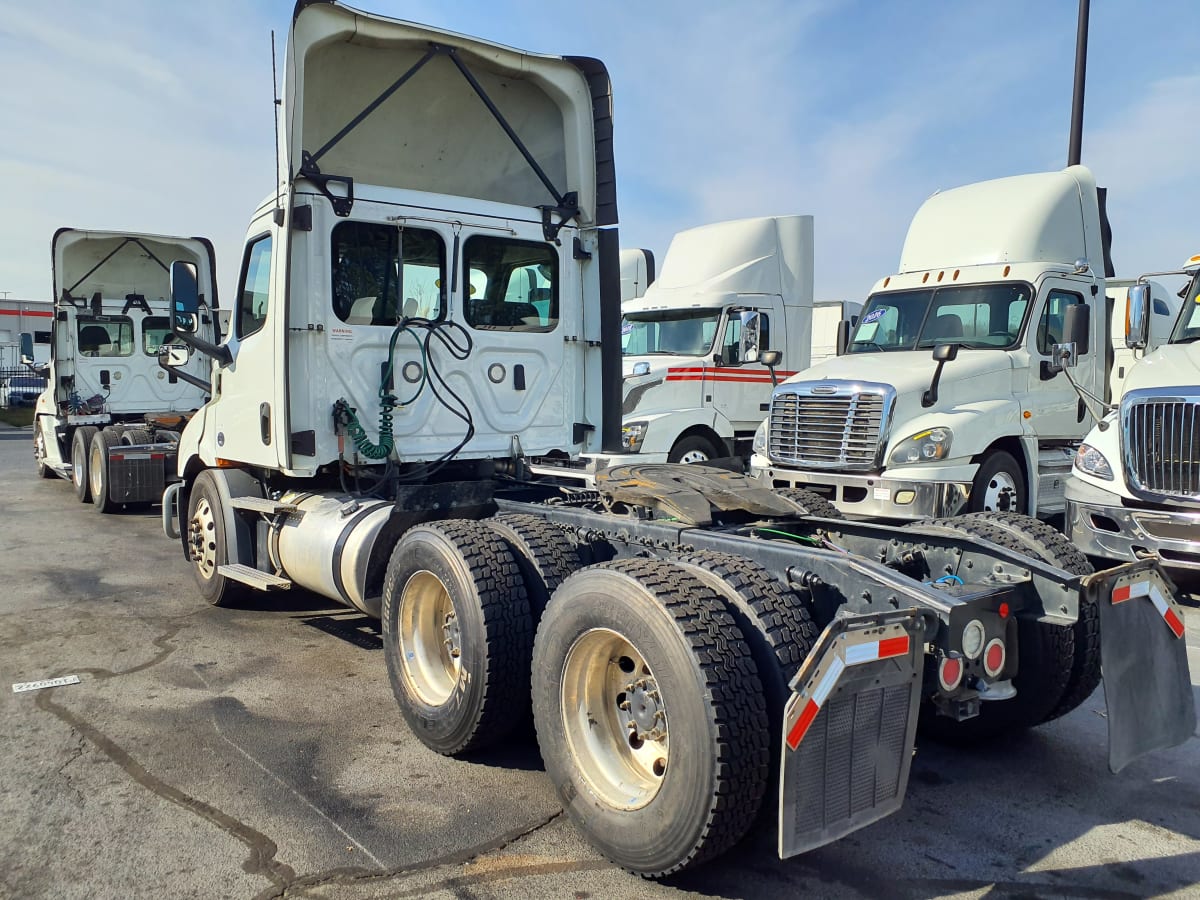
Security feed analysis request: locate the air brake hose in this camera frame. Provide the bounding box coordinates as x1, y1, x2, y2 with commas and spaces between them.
334, 323, 427, 460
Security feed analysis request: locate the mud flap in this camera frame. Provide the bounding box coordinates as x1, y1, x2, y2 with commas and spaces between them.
107, 443, 171, 503
778, 610, 926, 859
1092, 561, 1195, 773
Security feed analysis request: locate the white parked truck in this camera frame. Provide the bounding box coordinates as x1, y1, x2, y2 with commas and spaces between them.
751, 166, 1166, 520
1067, 256, 1200, 590
162, 1, 1193, 877
24, 229, 219, 512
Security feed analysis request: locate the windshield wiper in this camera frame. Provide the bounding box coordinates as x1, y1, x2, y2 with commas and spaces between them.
850, 339, 886, 352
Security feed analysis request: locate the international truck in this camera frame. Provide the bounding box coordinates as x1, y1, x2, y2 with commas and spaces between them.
750, 166, 1174, 520
161, 1, 1193, 877
1067, 256, 1200, 590
612, 216, 861, 466
23, 229, 219, 512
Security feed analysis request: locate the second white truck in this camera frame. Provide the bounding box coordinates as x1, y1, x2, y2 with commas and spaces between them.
751, 166, 1168, 520
24, 229, 219, 512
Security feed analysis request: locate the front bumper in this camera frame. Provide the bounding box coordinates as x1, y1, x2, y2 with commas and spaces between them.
752, 463, 970, 520
1066, 477, 1200, 573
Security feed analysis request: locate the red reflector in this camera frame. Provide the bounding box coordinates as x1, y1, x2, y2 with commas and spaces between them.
938, 657, 962, 691
109, 453, 124, 461
877, 635, 910, 659
150, 453, 165, 460
998, 602, 1010, 618
1164, 607, 1185, 639
786, 698, 820, 751
1112, 584, 1132, 604
984, 640, 1005, 676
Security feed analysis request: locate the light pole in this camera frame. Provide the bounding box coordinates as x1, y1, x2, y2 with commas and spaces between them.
1067, 0, 1090, 166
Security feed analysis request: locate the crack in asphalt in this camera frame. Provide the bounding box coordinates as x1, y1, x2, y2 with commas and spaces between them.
257, 810, 571, 900
30, 625, 584, 899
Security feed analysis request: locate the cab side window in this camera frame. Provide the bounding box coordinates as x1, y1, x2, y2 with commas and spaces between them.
1037, 289, 1085, 354
237, 235, 272, 339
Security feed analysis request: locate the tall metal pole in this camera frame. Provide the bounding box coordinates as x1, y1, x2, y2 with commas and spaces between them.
1067, 0, 1090, 166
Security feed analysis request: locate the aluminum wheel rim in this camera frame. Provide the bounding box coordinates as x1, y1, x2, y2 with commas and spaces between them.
561, 628, 668, 810
89, 442, 105, 500
188, 497, 219, 580
677, 448, 710, 465
981, 471, 1019, 511
72, 439, 86, 487
398, 570, 461, 707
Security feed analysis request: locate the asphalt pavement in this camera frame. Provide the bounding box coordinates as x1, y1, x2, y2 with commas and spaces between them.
0, 421, 1197, 899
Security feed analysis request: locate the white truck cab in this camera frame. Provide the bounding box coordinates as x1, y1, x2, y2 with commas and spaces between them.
27, 229, 218, 510
1067, 257, 1200, 587
608, 215, 815, 464
751, 166, 1130, 519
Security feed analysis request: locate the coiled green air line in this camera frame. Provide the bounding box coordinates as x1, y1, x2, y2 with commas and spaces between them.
339, 324, 427, 460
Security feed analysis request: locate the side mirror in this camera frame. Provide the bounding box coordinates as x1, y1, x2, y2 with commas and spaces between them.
835, 319, 851, 356
19, 332, 34, 366
738, 310, 761, 364
760, 349, 782, 367
170, 260, 200, 334
931, 342, 959, 362
162, 345, 191, 368
1063, 303, 1090, 355
1125, 283, 1150, 350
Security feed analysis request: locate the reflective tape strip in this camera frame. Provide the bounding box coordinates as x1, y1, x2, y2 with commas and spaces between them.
786, 634, 910, 751
1113, 580, 1185, 639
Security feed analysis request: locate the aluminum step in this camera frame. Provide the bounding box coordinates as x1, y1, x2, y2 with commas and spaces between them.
217, 564, 292, 591
229, 496, 300, 515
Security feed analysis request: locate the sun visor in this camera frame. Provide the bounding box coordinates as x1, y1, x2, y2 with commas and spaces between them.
51, 230, 218, 309
285, 1, 612, 229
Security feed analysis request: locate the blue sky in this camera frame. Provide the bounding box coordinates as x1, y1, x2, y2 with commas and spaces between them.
1, 0, 1196, 305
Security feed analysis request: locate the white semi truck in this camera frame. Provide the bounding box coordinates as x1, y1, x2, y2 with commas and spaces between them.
612, 216, 861, 465
161, 1, 1193, 877
1067, 256, 1200, 590
23, 229, 219, 512
751, 166, 1166, 520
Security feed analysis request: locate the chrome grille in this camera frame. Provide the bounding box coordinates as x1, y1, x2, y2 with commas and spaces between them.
1123, 393, 1200, 501
769, 383, 892, 469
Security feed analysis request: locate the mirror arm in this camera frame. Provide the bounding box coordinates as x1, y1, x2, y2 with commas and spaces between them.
926, 362, 945, 412
173, 330, 232, 366
156, 355, 211, 392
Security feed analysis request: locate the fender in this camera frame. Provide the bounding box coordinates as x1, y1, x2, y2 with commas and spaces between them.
187, 468, 263, 568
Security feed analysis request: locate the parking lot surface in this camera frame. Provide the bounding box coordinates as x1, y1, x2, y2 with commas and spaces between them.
1, 422, 1197, 899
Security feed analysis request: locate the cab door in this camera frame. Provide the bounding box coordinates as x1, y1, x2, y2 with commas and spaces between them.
1026, 280, 1094, 439
710, 300, 782, 432
207, 215, 285, 467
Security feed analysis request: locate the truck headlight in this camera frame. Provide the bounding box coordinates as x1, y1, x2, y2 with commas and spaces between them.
889, 427, 952, 465
752, 418, 769, 456
1074, 443, 1113, 480
622, 421, 648, 452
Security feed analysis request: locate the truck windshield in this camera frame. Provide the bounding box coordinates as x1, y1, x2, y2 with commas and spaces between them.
622, 309, 720, 356
1169, 272, 1200, 344
849, 283, 1032, 353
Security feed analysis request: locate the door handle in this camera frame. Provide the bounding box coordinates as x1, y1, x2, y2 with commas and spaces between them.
260, 402, 272, 446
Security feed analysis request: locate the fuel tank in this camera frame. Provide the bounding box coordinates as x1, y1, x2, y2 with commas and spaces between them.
274, 492, 394, 616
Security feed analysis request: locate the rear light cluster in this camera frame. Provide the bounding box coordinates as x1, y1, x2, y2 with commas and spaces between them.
934, 615, 1008, 695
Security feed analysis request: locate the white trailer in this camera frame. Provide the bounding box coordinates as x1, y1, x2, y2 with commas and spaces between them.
24, 229, 219, 512
751, 166, 1172, 520
160, 1, 1193, 877
1068, 255, 1200, 590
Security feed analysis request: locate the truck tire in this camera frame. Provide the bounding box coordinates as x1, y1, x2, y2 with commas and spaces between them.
532, 559, 769, 876
71, 426, 98, 502
186, 470, 247, 607
775, 487, 844, 519
89, 428, 120, 513
907, 515, 1074, 741
668, 434, 724, 465
34, 430, 56, 479
486, 513, 586, 621
672, 551, 817, 776
120, 428, 153, 446
382, 520, 532, 756
968, 450, 1027, 514
961, 511, 1100, 722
